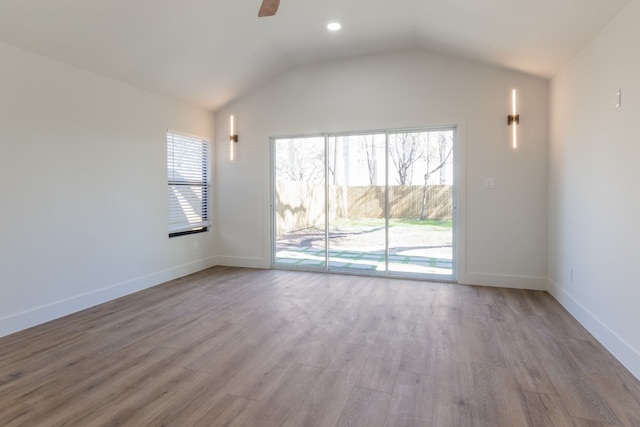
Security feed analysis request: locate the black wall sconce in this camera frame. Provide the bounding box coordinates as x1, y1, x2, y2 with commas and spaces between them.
230, 115, 238, 160
508, 89, 519, 148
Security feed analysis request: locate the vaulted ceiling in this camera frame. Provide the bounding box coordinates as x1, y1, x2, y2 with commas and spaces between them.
0, 0, 629, 111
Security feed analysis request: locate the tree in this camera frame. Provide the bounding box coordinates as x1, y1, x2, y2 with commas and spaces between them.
276, 139, 324, 184
438, 132, 449, 184
420, 132, 453, 219
362, 135, 378, 185
389, 133, 423, 185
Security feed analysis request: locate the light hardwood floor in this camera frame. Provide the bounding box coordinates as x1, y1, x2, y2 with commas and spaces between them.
1, 267, 639, 426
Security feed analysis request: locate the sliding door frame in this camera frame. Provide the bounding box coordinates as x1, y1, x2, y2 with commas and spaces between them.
270, 124, 461, 282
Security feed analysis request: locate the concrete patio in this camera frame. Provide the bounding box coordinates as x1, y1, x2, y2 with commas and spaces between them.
275, 219, 453, 276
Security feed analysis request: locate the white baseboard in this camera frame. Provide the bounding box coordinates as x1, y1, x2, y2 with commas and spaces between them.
458, 272, 547, 290
214, 255, 270, 269
548, 278, 640, 381
0, 256, 218, 339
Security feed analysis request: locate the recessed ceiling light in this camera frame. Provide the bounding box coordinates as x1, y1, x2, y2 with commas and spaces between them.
327, 22, 341, 31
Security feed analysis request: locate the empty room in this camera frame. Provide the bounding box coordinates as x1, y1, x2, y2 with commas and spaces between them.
1, 0, 639, 425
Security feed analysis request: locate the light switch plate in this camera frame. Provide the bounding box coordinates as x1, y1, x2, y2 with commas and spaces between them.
484, 177, 496, 189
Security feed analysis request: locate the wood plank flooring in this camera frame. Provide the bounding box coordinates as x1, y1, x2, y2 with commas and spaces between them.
1, 267, 639, 426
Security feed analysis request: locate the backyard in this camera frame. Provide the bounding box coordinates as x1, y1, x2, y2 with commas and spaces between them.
274, 130, 455, 277
275, 218, 453, 275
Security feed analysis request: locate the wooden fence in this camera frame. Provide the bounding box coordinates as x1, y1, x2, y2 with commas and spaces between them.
276, 180, 452, 234
346, 185, 452, 219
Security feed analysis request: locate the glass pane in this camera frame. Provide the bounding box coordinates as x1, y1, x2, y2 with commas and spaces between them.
274, 137, 326, 268
387, 130, 454, 276
328, 134, 387, 272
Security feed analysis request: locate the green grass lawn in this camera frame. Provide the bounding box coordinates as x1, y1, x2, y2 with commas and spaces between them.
332, 217, 452, 229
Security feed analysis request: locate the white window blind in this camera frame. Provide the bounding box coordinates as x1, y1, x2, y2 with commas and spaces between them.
167, 131, 210, 236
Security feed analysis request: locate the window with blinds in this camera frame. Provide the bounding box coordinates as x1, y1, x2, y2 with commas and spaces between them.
167, 131, 210, 237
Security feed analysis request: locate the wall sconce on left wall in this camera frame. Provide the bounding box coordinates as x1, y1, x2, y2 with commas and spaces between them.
507, 89, 519, 149
230, 115, 238, 160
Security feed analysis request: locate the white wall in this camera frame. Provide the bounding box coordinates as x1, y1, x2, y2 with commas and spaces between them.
0, 42, 216, 337
549, 0, 640, 379
215, 49, 549, 289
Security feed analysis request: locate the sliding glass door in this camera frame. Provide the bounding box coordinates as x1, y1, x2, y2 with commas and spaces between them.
273, 127, 455, 280
327, 134, 387, 272
387, 130, 454, 275
273, 137, 326, 268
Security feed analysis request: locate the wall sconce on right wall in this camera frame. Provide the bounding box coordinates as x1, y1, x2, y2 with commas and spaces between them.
230, 114, 238, 161
508, 89, 519, 149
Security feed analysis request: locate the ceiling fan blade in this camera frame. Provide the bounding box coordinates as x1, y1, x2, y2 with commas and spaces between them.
258, 0, 280, 17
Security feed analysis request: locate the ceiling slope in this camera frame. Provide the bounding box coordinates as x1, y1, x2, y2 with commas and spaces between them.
0, 0, 629, 110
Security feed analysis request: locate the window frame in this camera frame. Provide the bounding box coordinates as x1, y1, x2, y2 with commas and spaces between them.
167, 130, 211, 238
